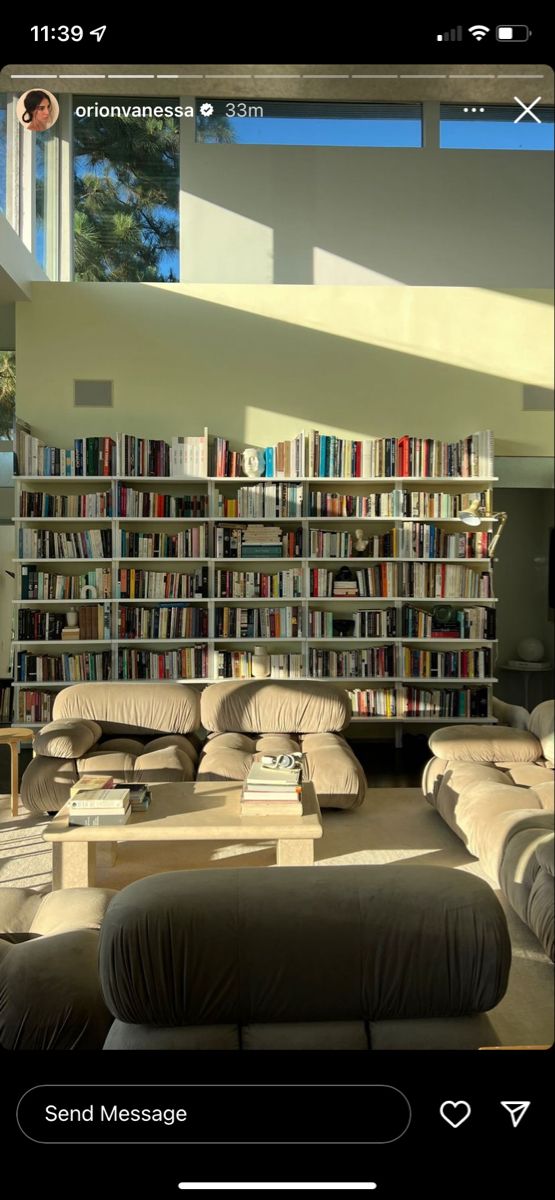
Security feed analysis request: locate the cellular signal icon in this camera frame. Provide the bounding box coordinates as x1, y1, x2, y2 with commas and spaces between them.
437, 26, 463, 41
468, 25, 490, 40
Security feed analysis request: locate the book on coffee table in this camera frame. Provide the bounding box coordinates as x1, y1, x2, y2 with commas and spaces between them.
68, 804, 131, 827
70, 774, 115, 796
68, 787, 130, 812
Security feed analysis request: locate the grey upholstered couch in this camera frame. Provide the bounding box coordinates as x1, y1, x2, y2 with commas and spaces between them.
99, 864, 511, 1051
422, 699, 554, 960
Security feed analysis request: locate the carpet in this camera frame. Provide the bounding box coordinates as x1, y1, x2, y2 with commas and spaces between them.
1, 788, 553, 1046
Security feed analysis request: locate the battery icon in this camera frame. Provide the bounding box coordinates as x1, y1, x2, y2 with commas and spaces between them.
496, 25, 530, 40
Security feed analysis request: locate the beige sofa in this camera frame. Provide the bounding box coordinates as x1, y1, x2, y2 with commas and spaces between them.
197, 680, 366, 810
422, 699, 554, 960
21, 682, 200, 813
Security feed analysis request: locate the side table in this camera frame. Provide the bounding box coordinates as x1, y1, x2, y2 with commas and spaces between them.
0, 727, 35, 816
498, 663, 552, 712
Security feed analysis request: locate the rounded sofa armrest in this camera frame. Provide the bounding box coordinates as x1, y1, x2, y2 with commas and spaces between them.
429, 724, 542, 765
33, 718, 102, 759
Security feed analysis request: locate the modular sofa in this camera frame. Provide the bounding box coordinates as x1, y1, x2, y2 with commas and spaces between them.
21, 682, 201, 813
99, 864, 511, 1050
0, 886, 115, 1049
197, 679, 366, 809
422, 699, 554, 960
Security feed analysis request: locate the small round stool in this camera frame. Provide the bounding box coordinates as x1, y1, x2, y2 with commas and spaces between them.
0, 728, 35, 816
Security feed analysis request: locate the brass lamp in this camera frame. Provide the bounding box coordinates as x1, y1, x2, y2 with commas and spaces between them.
459, 500, 508, 557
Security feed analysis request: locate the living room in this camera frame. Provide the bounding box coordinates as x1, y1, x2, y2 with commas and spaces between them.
0, 59, 553, 1068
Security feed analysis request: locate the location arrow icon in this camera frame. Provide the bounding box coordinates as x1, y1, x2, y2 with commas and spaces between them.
500, 1101, 531, 1128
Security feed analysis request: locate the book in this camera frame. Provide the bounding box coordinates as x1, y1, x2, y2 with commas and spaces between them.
70, 775, 115, 796
246, 762, 302, 788
68, 787, 130, 810
240, 798, 303, 815
68, 805, 131, 827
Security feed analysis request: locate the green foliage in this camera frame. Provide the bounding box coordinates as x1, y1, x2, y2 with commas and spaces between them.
73, 109, 179, 281
0, 352, 15, 438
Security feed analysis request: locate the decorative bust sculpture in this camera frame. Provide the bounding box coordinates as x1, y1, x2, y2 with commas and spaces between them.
242, 447, 265, 478
353, 528, 369, 556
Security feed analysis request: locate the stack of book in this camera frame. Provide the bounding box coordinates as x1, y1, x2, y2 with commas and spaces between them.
241, 526, 283, 558
241, 756, 303, 815
67, 787, 132, 826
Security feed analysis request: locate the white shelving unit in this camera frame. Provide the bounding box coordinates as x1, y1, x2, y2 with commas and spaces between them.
11, 445, 498, 739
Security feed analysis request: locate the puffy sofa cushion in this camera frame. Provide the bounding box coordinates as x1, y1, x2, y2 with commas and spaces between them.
201, 679, 350, 734
528, 700, 555, 768
429, 725, 542, 764
33, 718, 102, 759
21, 756, 78, 814
99, 867, 510, 1029
53, 681, 200, 735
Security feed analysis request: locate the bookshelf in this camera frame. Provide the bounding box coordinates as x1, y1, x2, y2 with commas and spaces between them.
11, 428, 499, 740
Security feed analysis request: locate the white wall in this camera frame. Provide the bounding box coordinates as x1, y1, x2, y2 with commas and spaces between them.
180, 139, 553, 285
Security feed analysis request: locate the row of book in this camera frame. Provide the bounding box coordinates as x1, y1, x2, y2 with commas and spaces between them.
307, 490, 489, 519
309, 647, 396, 678
215, 607, 302, 639
118, 567, 208, 599
16, 426, 495, 481
117, 434, 208, 478
310, 565, 492, 598
119, 530, 207, 558
17, 690, 54, 724
117, 486, 208, 518
348, 689, 397, 717
307, 528, 489, 560
18, 530, 112, 559
400, 686, 489, 717
16, 606, 111, 641
215, 570, 304, 599
214, 526, 303, 559
118, 606, 209, 640
401, 649, 493, 678
308, 609, 398, 638
402, 605, 496, 640
307, 431, 494, 479
19, 490, 113, 517
117, 647, 209, 679
16, 652, 112, 682
15, 428, 116, 477
216, 484, 304, 519
20, 567, 112, 600
216, 652, 304, 679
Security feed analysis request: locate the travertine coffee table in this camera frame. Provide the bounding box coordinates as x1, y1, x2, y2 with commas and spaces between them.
44, 780, 323, 889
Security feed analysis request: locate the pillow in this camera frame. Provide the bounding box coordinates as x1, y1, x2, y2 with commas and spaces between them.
33, 719, 101, 759
429, 725, 542, 764
201, 680, 350, 734
53, 682, 200, 735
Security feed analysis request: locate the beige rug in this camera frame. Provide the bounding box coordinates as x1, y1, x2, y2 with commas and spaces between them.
1, 788, 552, 1046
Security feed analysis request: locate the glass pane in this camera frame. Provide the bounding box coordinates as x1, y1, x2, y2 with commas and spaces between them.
35, 128, 58, 274
440, 103, 554, 150
73, 97, 180, 281
0, 94, 6, 213
196, 100, 422, 148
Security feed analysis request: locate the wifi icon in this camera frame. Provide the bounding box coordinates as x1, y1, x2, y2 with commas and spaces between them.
468, 24, 490, 40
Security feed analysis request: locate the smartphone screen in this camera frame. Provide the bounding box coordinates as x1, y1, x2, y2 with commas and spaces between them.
0, 18, 553, 1199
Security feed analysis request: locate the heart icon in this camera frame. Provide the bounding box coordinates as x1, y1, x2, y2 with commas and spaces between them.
440, 1100, 472, 1128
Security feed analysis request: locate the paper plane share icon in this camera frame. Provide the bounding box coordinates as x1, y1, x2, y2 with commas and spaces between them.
500, 1101, 531, 1128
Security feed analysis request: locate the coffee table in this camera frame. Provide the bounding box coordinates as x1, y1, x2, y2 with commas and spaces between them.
44, 780, 323, 888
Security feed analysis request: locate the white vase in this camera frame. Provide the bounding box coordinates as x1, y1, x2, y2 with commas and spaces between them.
66, 609, 79, 629
251, 646, 270, 678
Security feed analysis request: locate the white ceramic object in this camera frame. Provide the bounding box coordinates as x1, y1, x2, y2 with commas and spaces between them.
65, 609, 79, 628
251, 646, 270, 677
242, 448, 265, 478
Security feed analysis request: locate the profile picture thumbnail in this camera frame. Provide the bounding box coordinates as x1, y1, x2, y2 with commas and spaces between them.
16, 89, 59, 132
